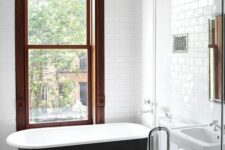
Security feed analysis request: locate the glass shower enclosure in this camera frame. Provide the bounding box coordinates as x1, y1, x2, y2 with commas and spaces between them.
151, 0, 225, 149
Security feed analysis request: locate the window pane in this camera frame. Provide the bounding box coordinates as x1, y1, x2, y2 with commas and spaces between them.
28, 0, 87, 45
28, 49, 88, 124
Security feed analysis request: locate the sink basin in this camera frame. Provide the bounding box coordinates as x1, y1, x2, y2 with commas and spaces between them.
181, 128, 220, 144
171, 126, 221, 150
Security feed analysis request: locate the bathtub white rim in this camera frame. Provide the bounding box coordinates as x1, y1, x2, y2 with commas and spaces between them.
6, 123, 150, 149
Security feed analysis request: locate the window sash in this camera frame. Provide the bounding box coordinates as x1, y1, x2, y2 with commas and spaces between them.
16, 0, 105, 131
25, 0, 91, 46
24, 0, 92, 128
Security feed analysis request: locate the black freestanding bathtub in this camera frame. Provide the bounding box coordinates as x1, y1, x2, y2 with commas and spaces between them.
19, 139, 147, 150
7, 123, 149, 150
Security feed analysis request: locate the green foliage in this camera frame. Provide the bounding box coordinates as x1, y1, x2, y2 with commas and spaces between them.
28, 0, 88, 110
28, 0, 86, 45
29, 50, 86, 109
59, 80, 76, 107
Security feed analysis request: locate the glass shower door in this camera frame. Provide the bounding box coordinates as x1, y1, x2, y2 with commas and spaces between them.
153, 0, 224, 149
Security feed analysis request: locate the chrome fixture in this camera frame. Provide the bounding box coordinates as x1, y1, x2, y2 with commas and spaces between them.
158, 106, 173, 124
139, 110, 153, 116
209, 120, 221, 131
148, 127, 170, 150
165, 111, 172, 121
140, 109, 153, 114
144, 99, 157, 107
162, 106, 172, 121
144, 99, 151, 104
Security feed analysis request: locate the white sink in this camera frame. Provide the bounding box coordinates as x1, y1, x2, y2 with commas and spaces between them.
171, 126, 221, 150
181, 128, 220, 144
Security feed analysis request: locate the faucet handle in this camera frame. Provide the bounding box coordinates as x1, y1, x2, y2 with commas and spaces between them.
144, 99, 157, 107
212, 120, 219, 123
210, 120, 219, 126
144, 99, 151, 105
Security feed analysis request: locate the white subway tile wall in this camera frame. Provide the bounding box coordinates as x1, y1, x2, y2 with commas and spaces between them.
0, 0, 223, 149
0, 0, 16, 150
168, 0, 221, 123
105, 0, 142, 123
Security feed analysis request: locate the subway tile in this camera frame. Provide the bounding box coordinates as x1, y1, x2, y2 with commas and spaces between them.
0, 0, 16, 150
105, 0, 141, 123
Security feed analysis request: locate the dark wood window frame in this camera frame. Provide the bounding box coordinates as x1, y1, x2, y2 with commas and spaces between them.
16, 0, 105, 131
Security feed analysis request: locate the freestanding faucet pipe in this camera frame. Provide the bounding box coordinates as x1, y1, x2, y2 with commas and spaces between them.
148, 127, 170, 150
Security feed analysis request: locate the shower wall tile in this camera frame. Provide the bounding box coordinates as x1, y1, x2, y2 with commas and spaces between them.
167, 0, 221, 124
105, 0, 141, 123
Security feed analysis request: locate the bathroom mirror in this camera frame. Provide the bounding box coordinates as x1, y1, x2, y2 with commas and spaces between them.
209, 16, 222, 102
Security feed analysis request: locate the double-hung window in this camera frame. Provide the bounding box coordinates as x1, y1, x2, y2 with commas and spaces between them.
16, 0, 105, 130
16, 0, 97, 129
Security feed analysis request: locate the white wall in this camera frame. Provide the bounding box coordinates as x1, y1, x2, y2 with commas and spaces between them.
171, 0, 221, 124
139, 0, 155, 127
104, 0, 224, 129
0, 0, 143, 148
0, 0, 224, 150
105, 0, 142, 123
155, 0, 222, 126
154, 0, 223, 149
0, 0, 16, 149
105, 0, 223, 127
0, 0, 145, 149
